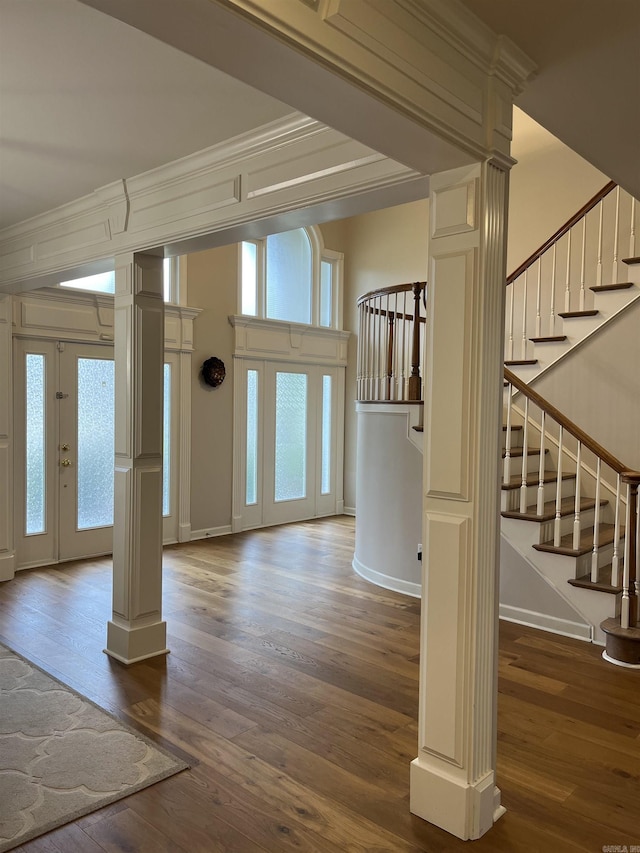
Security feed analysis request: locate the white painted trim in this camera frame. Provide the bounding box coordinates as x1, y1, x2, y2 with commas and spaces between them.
343, 506, 356, 517
352, 555, 421, 599
602, 651, 640, 669
499, 604, 593, 642
0, 115, 422, 292
191, 525, 233, 541
0, 552, 16, 582
512, 289, 640, 386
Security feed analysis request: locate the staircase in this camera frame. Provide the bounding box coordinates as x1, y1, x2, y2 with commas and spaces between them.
355, 182, 640, 667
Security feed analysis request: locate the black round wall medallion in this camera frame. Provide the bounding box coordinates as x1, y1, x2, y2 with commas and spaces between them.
201, 356, 226, 388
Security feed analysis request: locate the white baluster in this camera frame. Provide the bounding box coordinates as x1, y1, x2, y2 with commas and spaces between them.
554, 425, 564, 547
537, 411, 546, 516
521, 269, 528, 359
357, 304, 363, 399
612, 186, 620, 285
401, 291, 407, 400
621, 481, 631, 630
520, 398, 529, 513
630, 196, 637, 259
564, 229, 572, 312
535, 261, 542, 338
549, 243, 557, 335
591, 458, 601, 582
611, 474, 621, 587
579, 218, 586, 311
503, 385, 512, 485
572, 442, 582, 551
507, 283, 515, 360
596, 201, 604, 287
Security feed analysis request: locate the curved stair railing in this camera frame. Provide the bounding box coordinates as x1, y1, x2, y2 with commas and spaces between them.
357, 282, 426, 402
505, 182, 638, 364
504, 366, 640, 666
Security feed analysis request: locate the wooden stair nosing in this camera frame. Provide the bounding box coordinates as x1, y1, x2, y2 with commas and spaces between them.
622, 256, 640, 265
528, 335, 567, 343
504, 359, 538, 366
533, 522, 621, 557
568, 565, 622, 595
501, 470, 575, 491
501, 446, 547, 460
557, 309, 599, 319
501, 496, 605, 524
590, 282, 633, 292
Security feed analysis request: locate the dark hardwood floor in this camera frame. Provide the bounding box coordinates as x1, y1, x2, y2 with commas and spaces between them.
1, 516, 639, 852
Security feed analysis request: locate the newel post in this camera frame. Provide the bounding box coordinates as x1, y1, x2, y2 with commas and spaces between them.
408, 282, 422, 401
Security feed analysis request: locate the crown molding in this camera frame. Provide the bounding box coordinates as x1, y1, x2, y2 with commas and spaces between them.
0, 114, 421, 292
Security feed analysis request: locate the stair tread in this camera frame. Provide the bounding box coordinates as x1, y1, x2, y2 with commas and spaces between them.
504, 359, 538, 366
590, 282, 634, 292
558, 309, 599, 318
533, 523, 621, 557
622, 256, 640, 265
529, 335, 567, 343
502, 446, 547, 459
502, 424, 523, 431
501, 496, 605, 523
501, 470, 575, 491
569, 564, 622, 595
412, 425, 423, 432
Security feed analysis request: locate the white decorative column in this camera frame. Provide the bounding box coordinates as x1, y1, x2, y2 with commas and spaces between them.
410, 161, 509, 839
0, 295, 15, 582
106, 252, 168, 664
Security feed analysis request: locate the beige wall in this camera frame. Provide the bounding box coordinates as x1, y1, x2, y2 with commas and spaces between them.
184, 117, 617, 528
188, 245, 238, 534
338, 200, 430, 509
508, 109, 608, 273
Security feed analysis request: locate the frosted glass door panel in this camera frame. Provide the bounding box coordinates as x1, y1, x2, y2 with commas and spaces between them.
321, 375, 332, 495
246, 370, 259, 505
77, 358, 115, 530
25, 354, 46, 535
163, 363, 171, 517
274, 372, 307, 502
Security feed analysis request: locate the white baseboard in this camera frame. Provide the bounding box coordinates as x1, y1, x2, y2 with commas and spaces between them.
191, 525, 232, 541
343, 506, 356, 517
0, 551, 16, 582
499, 604, 593, 642
352, 555, 420, 598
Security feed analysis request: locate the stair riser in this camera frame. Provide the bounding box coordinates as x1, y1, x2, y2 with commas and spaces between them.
501, 430, 524, 452
503, 451, 548, 477
539, 507, 599, 543
501, 477, 575, 512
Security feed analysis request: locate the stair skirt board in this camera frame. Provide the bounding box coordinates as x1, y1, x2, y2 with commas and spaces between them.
352, 556, 421, 599
499, 604, 593, 643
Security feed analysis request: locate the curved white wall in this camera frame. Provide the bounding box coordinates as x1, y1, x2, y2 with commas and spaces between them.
354, 404, 423, 597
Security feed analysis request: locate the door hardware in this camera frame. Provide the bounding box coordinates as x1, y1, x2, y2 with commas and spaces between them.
60, 459, 71, 467
61, 443, 70, 452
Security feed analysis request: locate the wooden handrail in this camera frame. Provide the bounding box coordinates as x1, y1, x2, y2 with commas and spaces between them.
357, 281, 426, 305
504, 366, 640, 477
506, 181, 617, 285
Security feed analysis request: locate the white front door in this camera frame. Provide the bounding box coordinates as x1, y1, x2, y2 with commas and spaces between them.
58, 342, 115, 561
236, 359, 342, 530
14, 339, 176, 568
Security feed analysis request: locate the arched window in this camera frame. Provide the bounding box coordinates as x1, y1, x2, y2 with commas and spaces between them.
240, 226, 342, 328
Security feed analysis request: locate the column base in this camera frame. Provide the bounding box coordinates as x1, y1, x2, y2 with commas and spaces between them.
0, 551, 16, 582
410, 756, 504, 840
104, 619, 169, 665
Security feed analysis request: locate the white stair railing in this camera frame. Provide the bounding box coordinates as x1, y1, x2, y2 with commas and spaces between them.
505, 182, 639, 360
503, 367, 639, 635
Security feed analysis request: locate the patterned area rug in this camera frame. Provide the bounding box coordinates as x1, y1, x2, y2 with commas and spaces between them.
0, 643, 188, 852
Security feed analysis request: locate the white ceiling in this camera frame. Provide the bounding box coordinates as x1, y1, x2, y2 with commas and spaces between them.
461, 0, 640, 199
1, 0, 638, 234
0, 0, 292, 230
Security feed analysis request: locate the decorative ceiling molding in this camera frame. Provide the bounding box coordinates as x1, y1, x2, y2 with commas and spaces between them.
0, 115, 422, 292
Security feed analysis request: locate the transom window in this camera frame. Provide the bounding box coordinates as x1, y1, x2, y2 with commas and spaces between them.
240, 226, 342, 329
59, 257, 178, 303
